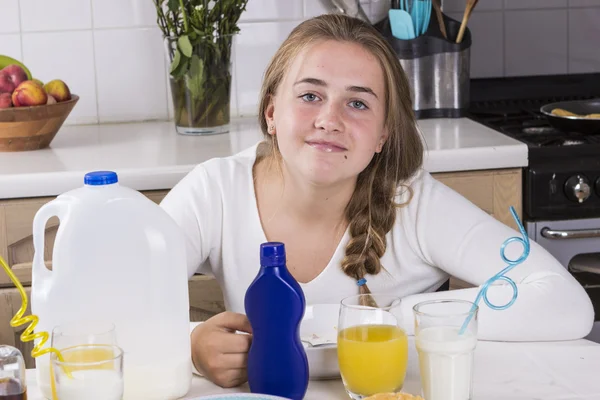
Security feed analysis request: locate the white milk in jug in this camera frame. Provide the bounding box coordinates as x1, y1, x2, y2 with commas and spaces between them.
31, 171, 192, 400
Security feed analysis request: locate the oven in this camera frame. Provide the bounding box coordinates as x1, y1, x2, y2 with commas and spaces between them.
526, 218, 600, 343
467, 72, 600, 343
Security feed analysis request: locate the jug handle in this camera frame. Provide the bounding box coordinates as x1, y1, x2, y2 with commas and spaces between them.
32, 200, 68, 280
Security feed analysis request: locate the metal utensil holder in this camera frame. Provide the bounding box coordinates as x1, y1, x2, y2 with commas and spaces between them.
375, 13, 472, 119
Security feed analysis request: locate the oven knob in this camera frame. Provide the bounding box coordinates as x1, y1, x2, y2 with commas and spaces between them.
564, 175, 591, 203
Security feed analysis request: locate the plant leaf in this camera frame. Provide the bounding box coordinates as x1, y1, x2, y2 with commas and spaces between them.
167, 0, 179, 13
178, 35, 193, 58
186, 54, 205, 98
171, 56, 190, 80
169, 48, 181, 74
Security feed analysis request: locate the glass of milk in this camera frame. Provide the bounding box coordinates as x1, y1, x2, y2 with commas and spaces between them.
413, 300, 478, 400
38, 321, 118, 399
50, 344, 124, 400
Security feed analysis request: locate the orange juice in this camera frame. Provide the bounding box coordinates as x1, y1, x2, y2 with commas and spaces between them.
61, 345, 117, 370
337, 324, 408, 396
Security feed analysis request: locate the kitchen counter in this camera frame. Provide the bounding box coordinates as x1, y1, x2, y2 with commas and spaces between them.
0, 117, 527, 199
24, 336, 600, 400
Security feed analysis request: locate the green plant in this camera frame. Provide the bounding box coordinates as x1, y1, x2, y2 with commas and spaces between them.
153, 0, 248, 130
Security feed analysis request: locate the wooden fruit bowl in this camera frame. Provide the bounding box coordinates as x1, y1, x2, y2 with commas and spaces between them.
0, 95, 79, 152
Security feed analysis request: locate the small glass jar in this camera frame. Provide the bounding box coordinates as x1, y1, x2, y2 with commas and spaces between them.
0, 345, 27, 399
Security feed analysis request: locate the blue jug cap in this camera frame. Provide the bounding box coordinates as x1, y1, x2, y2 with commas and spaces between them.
260, 242, 286, 267
84, 171, 118, 186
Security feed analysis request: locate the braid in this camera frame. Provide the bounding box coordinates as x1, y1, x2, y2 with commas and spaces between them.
340, 154, 402, 306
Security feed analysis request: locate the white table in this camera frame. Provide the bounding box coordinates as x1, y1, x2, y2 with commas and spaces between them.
24, 337, 600, 400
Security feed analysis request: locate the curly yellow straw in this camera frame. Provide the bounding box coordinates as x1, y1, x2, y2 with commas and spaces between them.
0, 255, 66, 363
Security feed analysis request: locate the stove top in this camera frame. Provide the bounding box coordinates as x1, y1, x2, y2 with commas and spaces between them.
466, 73, 600, 221
469, 98, 600, 146
467, 73, 600, 162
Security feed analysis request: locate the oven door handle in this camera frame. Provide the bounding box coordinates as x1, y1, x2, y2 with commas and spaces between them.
541, 227, 600, 240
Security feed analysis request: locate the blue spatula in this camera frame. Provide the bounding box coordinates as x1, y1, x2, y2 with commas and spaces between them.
388, 8, 416, 39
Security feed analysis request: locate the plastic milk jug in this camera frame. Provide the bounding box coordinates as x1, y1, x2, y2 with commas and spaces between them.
31, 171, 191, 400
244, 242, 309, 400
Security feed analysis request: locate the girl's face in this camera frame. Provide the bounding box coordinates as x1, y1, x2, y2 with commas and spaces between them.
265, 39, 388, 187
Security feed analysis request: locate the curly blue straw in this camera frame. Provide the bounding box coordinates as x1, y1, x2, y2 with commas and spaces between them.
458, 206, 531, 335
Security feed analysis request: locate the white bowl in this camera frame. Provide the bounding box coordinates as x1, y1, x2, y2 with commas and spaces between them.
299, 303, 341, 380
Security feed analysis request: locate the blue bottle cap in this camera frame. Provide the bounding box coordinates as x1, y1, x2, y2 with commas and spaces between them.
260, 242, 286, 267
84, 171, 118, 186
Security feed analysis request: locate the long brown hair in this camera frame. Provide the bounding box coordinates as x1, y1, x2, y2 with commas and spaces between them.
257, 14, 423, 300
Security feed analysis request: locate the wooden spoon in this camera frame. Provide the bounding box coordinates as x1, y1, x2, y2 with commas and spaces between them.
456, 0, 478, 43
432, 0, 447, 39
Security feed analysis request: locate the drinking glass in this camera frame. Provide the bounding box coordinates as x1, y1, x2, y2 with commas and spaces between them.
51, 344, 124, 400
413, 299, 479, 400
337, 294, 408, 399
51, 321, 118, 350
39, 321, 118, 399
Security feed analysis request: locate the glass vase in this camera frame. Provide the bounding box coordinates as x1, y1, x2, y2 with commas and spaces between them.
164, 34, 234, 135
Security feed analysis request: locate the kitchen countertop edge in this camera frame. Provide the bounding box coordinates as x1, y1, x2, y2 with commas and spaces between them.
0, 117, 529, 200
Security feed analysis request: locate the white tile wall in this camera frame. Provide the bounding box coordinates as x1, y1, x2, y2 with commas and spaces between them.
505, 9, 568, 76
569, 0, 600, 6
20, 0, 92, 32
93, 28, 168, 123
445, 0, 600, 78
235, 21, 299, 115
0, 34, 22, 62
443, 0, 503, 12
91, 0, 158, 29
241, 0, 303, 21
0, 0, 598, 124
0, 0, 21, 34
504, 0, 567, 9
568, 7, 600, 73
447, 11, 504, 78
22, 31, 98, 124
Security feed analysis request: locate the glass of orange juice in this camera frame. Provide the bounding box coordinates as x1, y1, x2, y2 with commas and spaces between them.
337, 294, 408, 399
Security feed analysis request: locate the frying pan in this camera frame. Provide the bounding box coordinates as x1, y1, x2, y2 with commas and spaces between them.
540, 98, 600, 135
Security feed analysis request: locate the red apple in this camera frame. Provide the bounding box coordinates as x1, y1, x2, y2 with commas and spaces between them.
0, 92, 12, 108
12, 80, 47, 107
0, 70, 15, 94
0, 64, 28, 90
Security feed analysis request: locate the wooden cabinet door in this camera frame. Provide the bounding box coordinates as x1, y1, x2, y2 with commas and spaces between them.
432, 168, 523, 290
0, 197, 58, 269
0, 286, 34, 368
432, 168, 522, 231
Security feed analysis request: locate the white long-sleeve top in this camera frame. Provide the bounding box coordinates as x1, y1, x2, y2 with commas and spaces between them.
160, 144, 594, 342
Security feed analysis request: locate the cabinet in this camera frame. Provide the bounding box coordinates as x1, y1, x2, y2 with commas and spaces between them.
0, 167, 521, 367
432, 168, 523, 290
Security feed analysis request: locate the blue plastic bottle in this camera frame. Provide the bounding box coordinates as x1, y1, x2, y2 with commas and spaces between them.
244, 242, 309, 400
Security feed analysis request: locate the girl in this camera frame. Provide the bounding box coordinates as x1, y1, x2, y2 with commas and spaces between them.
160, 14, 594, 388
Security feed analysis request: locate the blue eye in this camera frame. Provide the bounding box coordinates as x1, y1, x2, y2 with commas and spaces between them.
350, 100, 367, 110
301, 93, 318, 102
